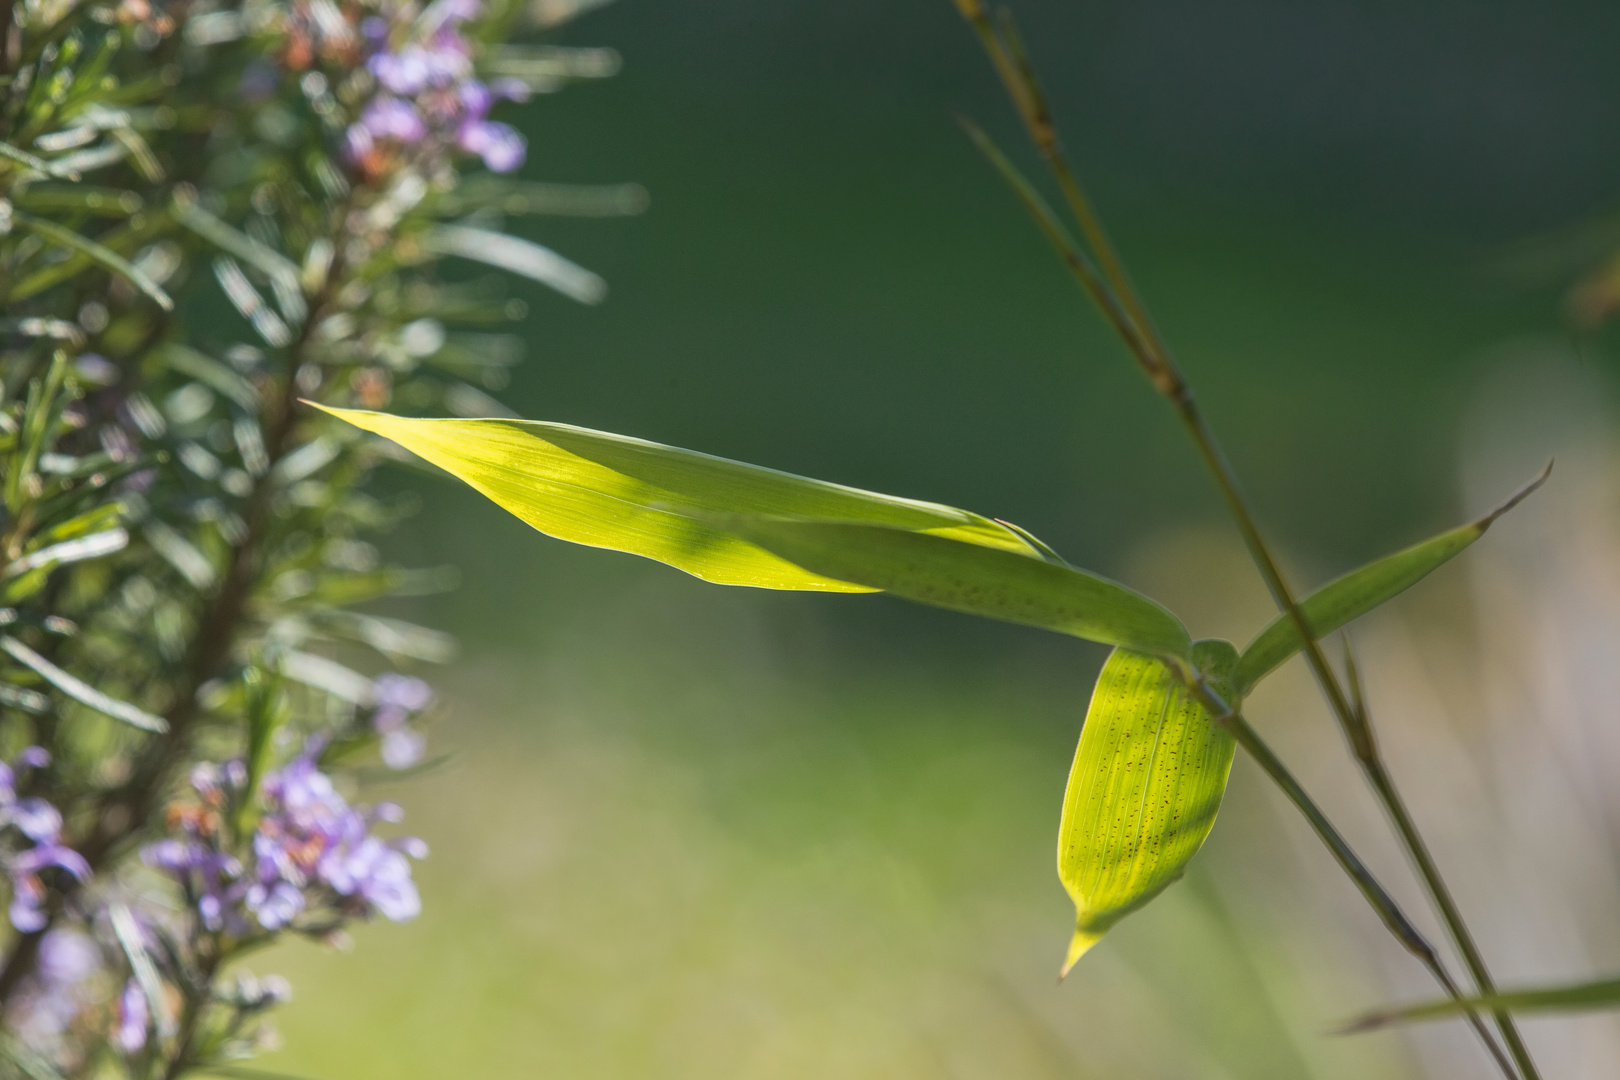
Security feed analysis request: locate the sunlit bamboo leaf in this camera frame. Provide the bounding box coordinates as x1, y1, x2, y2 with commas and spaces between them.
1236, 464, 1552, 693
0, 635, 167, 732
1057, 640, 1238, 975
1341, 975, 1620, 1033
12, 211, 173, 310
723, 516, 1191, 658
313, 406, 1046, 590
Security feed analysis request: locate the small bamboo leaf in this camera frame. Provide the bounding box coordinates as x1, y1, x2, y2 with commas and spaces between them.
724, 516, 1190, 658
1236, 464, 1551, 694
1057, 640, 1239, 975
312, 407, 1045, 591
1341, 976, 1620, 1033
12, 212, 172, 310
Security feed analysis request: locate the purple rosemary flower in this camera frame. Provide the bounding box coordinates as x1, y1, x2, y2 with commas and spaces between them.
6, 928, 99, 1057
144, 747, 426, 932
251, 747, 427, 925
457, 119, 525, 173
371, 673, 432, 769
343, 0, 525, 178
1, 748, 90, 932
359, 96, 428, 144
114, 978, 148, 1053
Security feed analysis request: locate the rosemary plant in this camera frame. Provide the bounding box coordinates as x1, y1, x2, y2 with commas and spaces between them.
0, 0, 640, 1073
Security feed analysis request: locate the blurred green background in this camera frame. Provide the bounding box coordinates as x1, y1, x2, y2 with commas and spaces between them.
265, 1, 1620, 1076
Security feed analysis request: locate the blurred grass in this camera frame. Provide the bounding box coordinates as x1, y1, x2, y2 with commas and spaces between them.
261, 0, 1620, 1074
263, 597, 1409, 1079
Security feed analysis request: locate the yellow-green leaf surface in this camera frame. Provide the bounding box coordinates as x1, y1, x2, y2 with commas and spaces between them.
1236, 465, 1551, 694
1057, 640, 1238, 975
314, 407, 1043, 591
727, 516, 1190, 659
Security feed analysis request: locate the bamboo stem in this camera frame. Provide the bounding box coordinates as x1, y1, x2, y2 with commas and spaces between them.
953, 3, 1539, 1076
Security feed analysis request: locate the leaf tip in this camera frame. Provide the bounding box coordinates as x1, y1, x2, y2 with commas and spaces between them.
1058, 923, 1103, 980
1477, 459, 1554, 530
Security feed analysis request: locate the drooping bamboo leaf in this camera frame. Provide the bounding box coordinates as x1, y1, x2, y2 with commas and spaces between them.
1341, 975, 1620, 1033
12, 211, 173, 310
723, 516, 1190, 659
1235, 464, 1551, 694
1057, 640, 1239, 975
312, 407, 1047, 591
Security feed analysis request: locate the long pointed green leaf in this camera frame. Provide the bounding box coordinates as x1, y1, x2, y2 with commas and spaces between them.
724, 516, 1190, 658
1057, 640, 1238, 975
313, 407, 1046, 591
1341, 976, 1620, 1033
1236, 464, 1551, 693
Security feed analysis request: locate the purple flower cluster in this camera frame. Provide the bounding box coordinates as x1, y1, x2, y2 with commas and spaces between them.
372, 673, 433, 769
5, 929, 99, 1059
114, 977, 148, 1054
143, 748, 426, 934
1, 748, 90, 932
345, 0, 527, 179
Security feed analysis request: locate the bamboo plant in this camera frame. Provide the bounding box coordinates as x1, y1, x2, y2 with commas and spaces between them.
314, 5, 1620, 1078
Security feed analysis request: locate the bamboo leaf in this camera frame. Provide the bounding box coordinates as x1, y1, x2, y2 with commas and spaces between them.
1236, 464, 1551, 694
1057, 640, 1238, 975
723, 516, 1190, 658
312, 407, 1046, 591
1341, 976, 1620, 1033
11, 211, 172, 310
